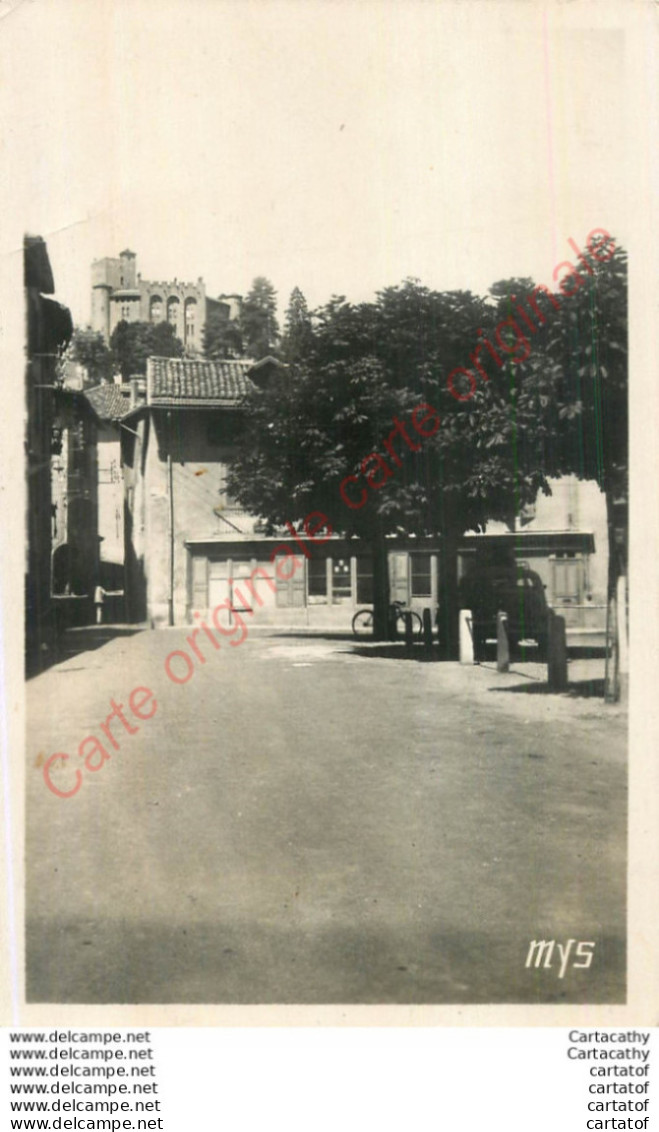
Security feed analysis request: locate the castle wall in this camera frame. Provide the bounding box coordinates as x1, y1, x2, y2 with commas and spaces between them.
92, 251, 209, 352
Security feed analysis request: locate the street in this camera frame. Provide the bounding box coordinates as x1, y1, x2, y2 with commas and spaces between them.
26, 627, 626, 1004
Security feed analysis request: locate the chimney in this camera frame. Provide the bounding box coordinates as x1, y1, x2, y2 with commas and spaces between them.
129, 377, 146, 410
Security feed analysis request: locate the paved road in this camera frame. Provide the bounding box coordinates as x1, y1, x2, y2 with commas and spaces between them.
26, 627, 626, 1004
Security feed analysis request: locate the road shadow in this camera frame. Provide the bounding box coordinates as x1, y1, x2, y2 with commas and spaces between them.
255, 628, 443, 660
256, 629, 357, 642
491, 677, 607, 699
54, 625, 143, 665
351, 643, 441, 662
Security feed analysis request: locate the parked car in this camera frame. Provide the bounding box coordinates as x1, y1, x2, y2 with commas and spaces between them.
459, 558, 549, 659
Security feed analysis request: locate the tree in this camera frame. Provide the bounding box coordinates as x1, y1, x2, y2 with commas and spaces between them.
282, 286, 312, 362
110, 320, 184, 379
203, 308, 244, 359
227, 250, 627, 657
240, 277, 279, 359
488, 243, 628, 592
67, 327, 113, 385
510, 241, 628, 694
228, 283, 542, 647
540, 245, 627, 593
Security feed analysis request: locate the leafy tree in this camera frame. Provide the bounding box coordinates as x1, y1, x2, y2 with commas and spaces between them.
514, 241, 628, 594
228, 284, 540, 647
240, 277, 279, 359
110, 320, 184, 379
67, 327, 114, 385
227, 249, 627, 656
150, 320, 185, 360
203, 308, 244, 359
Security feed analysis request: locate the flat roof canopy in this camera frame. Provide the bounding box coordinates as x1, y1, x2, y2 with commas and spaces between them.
460, 531, 595, 555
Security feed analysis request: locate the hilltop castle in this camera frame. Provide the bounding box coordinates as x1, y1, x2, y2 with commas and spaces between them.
91, 248, 241, 354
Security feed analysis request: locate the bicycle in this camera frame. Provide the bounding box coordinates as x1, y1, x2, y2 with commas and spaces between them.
352, 600, 424, 639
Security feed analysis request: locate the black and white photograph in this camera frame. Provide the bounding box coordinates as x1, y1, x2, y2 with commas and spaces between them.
3, 0, 655, 1018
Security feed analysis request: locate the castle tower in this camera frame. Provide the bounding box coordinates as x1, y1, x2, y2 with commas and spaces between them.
91, 250, 140, 341
119, 249, 137, 289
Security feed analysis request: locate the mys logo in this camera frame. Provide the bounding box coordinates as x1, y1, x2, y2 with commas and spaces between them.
525, 939, 595, 979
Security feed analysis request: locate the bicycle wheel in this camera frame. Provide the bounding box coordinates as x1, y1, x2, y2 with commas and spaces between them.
352, 609, 374, 637
410, 611, 423, 639
395, 610, 424, 639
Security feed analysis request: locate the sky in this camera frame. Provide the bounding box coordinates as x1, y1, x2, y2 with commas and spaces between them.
1, 0, 632, 327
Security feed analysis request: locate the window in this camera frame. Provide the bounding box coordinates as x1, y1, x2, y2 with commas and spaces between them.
332, 557, 352, 602
308, 557, 327, 602
185, 298, 197, 343
121, 304, 130, 319
411, 553, 432, 597
167, 297, 180, 329
356, 556, 373, 604
150, 296, 163, 322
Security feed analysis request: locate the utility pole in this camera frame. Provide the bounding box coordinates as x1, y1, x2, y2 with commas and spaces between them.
167, 412, 174, 627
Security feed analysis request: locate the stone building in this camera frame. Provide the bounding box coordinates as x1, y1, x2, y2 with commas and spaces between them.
83, 382, 136, 615
24, 235, 73, 671
50, 390, 100, 605
90, 249, 233, 354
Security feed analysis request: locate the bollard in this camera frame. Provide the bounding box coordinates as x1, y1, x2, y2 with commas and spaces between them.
404, 610, 414, 652
422, 607, 434, 657
459, 609, 474, 665
547, 609, 568, 690
496, 611, 510, 672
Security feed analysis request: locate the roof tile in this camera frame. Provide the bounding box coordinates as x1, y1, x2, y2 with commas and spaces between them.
84, 382, 133, 421
147, 357, 255, 405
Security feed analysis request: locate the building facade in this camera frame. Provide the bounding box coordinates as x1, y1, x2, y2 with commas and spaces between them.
91, 249, 232, 354
82, 381, 139, 619
50, 389, 100, 605
120, 357, 607, 638
25, 235, 74, 671
461, 477, 609, 645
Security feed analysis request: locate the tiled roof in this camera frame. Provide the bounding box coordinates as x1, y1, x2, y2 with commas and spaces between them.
147, 356, 255, 406
85, 382, 133, 421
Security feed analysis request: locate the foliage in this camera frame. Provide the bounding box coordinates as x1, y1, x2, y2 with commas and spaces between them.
239, 277, 279, 359
227, 246, 627, 639
229, 280, 548, 540
517, 243, 628, 587
203, 308, 244, 359
282, 286, 313, 362
67, 327, 114, 385
110, 320, 184, 379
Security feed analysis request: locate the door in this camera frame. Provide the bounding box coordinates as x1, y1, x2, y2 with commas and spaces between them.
550, 554, 585, 606
389, 552, 409, 605
274, 552, 306, 607
208, 558, 278, 617
232, 559, 277, 613
550, 553, 586, 627
208, 560, 231, 612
